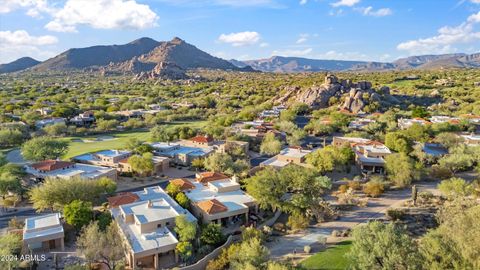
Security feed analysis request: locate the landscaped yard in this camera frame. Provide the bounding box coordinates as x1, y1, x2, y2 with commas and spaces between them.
62, 121, 207, 159
300, 241, 352, 270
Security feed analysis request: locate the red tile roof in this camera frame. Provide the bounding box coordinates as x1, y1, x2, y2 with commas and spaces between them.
30, 160, 74, 172
107, 192, 140, 208
196, 172, 230, 184
170, 178, 195, 191
190, 135, 213, 143
197, 199, 228, 215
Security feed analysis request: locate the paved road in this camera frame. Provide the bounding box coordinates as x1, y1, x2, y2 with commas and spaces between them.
0, 208, 39, 232
267, 180, 440, 259
5, 149, 27, 165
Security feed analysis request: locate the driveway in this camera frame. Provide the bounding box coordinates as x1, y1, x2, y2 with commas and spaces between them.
6, 149, 27, 165
267, 180, 440, 259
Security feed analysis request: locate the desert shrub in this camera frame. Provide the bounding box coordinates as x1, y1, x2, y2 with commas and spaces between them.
338, 184, 348, 193
429, 165, 453, 180
348, 180, 361, 190
287, 213, 309, 231
386, 208, 406, 221
363, 181, 385, 197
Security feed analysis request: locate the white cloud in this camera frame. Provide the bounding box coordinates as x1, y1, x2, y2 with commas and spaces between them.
44, 0, 159, 32
471, 0, 480, 3
296, 33, 309, 44
0, 0, 51, 16
331, 0, 360, 8
272, 48, 313, 57
0, 30, 57, 45
0, 30, 58, 63
357, 6, 392, 17
397, 11, 480, 55
218, 31, 261, 46
260, 42, 269, 47
299, 0, 307, 5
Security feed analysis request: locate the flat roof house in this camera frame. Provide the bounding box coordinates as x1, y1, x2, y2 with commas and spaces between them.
23, 213, 64, 252
151, 142, 214, 166
109, 186, 196, 269
171, 174, 257, 226
397, 118, 431, 129
333, 137, 391, 174
25, 160, 117, 181
260, 147, 312, 168
459, 133, 480, 146
35, 118, 66, 129
73, 149, 132, 168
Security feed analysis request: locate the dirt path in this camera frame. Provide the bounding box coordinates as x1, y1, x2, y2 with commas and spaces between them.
267, 180, 440, 259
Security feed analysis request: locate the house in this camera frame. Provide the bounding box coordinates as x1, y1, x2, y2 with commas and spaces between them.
460, 114, 480, 124
109, 186, 196, 269
73, 150, 170, 175
73, 150, 132, 168
429, 116, 460, 124
36, 107, 52, 116
70, 111, 95, 127
171, 101, 194, 109
171, 175, 257, 225
459, 133, 480, 146
348, 118, 376, 130
113, 110, 145, 121
397, 118, 430, 129
118, 156, 170, 175
333, 137, 391, 174
150, 142, 213, 166
35, 118, 66, 129
231, 121, 283, 141
25, 160, 117, 181
260, 147, 312, 168
23, 213, 64, 252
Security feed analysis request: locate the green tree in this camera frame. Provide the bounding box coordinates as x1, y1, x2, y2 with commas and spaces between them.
174, 215, 197, 242
230, 237, 270, 269
176, 241, 193, 262
43, 123, 68, 136
385, 132, 413, 154
0, 233, 22, 269
385, 153, 417, 187
29, 177, 112, 211
0, 129, 24, 147
0, 172, 23, 198
97, 212, 112, 231
260, 133, 282, 156
200, 223, 225, 246
347, 221, 422, 270
127, 152, 154, 176
96, 177, 117, 194
438, 177, 473, 200
77, 222, 125, 270
166, 183, 181, 198
306, 145, 353, 174
420, 204, 480, 269
21, 136, 69, 161
175, 192, 190, 208
63, 200, 93, 230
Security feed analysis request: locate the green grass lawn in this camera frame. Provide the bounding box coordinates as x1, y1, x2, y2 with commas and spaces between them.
300, 241, 352, 270
62, 121, 207, 159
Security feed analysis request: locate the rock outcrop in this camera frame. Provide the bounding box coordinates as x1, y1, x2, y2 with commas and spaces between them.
279, 74, 400, 113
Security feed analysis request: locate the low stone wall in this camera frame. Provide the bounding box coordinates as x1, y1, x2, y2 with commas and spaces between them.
178, 235, 237, 270
258, 210, 282, 228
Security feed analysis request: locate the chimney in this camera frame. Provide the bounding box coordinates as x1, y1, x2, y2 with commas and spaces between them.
232, 175, 239, 183
147, 200, 153, 208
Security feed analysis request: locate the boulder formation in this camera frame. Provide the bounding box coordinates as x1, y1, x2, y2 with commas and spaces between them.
279, 74, 400, 113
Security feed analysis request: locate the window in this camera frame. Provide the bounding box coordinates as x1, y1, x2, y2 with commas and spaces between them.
157, 224, 162, 228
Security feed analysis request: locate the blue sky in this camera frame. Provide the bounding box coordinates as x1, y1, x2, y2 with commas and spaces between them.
1, 0, 479, 64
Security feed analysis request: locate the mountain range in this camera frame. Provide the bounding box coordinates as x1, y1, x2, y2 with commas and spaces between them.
231, 53, 480, 72
1, 37, 479, 76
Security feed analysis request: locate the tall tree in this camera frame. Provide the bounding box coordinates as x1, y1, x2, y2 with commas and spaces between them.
64, 200, 93, 230
21, 136, 69, 161
77, 222, 125, 270
260, 133, 282, 156
347, 221, 422, 270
